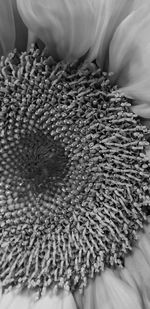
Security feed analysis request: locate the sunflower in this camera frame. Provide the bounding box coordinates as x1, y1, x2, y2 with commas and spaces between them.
1, 1, 150, 309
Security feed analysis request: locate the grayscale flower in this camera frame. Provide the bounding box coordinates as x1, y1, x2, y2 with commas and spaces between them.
0, 1, 150, 308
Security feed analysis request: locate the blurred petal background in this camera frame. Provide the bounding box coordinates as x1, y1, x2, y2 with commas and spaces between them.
0, 0, 15, 55
17, 0, 98, 61
0, 0, 27, 55
1, 0, 150, 308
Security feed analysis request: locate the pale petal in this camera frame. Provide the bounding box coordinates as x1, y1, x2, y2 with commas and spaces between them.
82, 280, 95, 309
120, 268, 139, 293
87, 0, 134, 69
125, 252, 143, 290
32, 291, 77, 309
16, 0, 98, 61
138, 232, 150, 308
0, 290, 15, 309
109, 4, 150, 111
0, 0, 15, 56
125, 247, 150, 308
8, 293, 31, 309
102, 269, 142, 309
133, 0, 150, 9
94, 275, 112, 309
131, 104, 150, 118
138, 229, 150, 265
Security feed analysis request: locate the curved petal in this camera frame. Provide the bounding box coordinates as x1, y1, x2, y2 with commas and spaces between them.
120, 268, 139, 292
0, 0, 15, 56
82, 276, 112, 309
109, 4, 150, 115
102, 270, 142, 309
16, 0, 98, 61
82, 270, 142, 309
125, 246, 150, 309
87, 0, 134, 69
11, 0, 28, 52
94, 275, 112, 309
82, 280, 96, 309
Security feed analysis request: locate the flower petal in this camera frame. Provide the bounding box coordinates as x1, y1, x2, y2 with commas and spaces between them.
94, 275, 112, 309
109, 3, 150, 111
138, 227, 150, 265
125, 246, 150, 309
102, 269, 142, 309
16, 0, 98, 61
87, 0, 133, 69
32, 291, 77, 309
0, 0, 15, 56
83, 280, 95, 309
11, 0, 28, 52
8, 293, 31, 309
0, 290, 15, 309
138, 232, 150, 309
120, 268, 139, 293
76, 276, 112, 309
131, 104, 150, 118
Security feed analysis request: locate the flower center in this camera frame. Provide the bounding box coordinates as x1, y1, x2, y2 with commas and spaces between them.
0, 46, 150, 297
14, 132, 67, 192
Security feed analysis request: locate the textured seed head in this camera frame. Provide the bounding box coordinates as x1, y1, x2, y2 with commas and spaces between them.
0, 45, 150, 297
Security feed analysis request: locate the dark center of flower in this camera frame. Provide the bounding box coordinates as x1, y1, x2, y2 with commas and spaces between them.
10, 131, 67, 193
0, 46, 150, 297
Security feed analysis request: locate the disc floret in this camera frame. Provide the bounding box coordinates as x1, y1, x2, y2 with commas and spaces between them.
0, 46, 150, 297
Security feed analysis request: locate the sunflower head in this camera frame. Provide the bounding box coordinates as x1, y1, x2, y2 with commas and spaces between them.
0, 45, 150, 298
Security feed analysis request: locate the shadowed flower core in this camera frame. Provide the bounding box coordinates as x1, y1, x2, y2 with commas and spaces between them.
0, 46, 150, 298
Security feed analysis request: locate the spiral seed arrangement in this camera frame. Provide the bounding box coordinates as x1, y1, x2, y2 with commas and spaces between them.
0, 46, 150, 298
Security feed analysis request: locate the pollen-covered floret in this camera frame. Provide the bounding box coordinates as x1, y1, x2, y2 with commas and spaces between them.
0, 45, 150, 298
